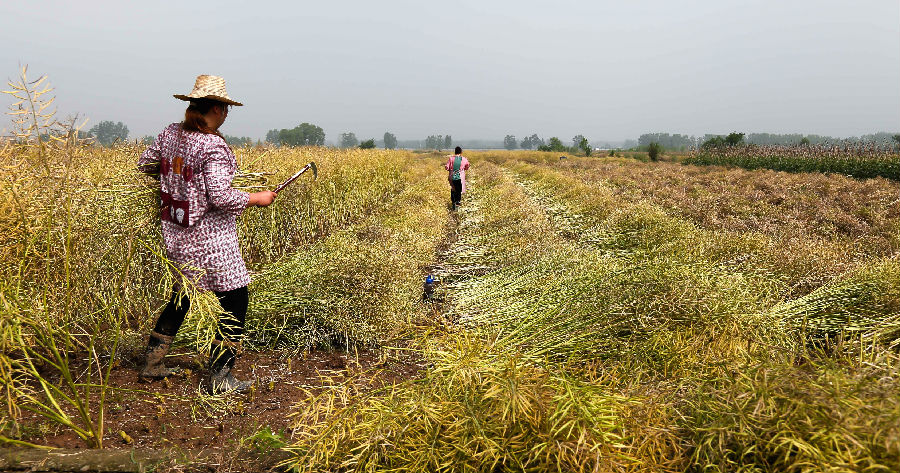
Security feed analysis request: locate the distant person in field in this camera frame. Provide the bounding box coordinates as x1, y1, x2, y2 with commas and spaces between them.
137, 75, 277, 395
446, 146, 470, 210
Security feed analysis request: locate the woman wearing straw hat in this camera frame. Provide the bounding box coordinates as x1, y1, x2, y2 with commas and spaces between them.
137, 75, 276, 394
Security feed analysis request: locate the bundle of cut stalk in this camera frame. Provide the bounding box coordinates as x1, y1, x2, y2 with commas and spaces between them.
770, 258, 900, 347
281, 334, 672, 473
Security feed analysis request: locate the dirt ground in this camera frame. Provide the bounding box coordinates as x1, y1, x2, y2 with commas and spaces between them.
13, 344, 427, 470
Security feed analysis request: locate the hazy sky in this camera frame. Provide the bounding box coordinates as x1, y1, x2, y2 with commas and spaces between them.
1, 0, 898, 143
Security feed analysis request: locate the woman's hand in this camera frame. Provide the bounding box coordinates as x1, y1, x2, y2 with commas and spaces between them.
249, 191, 278, 207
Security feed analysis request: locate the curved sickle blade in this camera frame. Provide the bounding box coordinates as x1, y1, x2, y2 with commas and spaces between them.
308, 161, 317, 180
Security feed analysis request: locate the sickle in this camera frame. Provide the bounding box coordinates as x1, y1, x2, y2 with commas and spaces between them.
274, 161, 317, 193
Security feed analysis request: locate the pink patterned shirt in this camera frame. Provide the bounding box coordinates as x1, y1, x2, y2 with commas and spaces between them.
445, 155, 470, 193
139, 123, 251, 292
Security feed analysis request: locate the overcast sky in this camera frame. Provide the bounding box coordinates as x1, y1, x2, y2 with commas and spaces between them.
1, 0, 898, 143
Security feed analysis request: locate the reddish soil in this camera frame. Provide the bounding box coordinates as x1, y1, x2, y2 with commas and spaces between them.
14, 345, 426, 468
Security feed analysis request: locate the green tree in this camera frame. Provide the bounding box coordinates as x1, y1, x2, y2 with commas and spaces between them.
339, 132, 359, 148
424, 134, 444, 150
638, 133, 696, 150
701, 136, 726, 149
799, 136, 811, 146
725, 132, 745, 146
359, 138, 376, 149
503, 135, 518, 150
572, 134, 586, 149
538, 137, 566, 152
648, 142, 662, 161
579, 137, 591, 157
224, 135, 253, 146
383, 132, 398, 149
520, 134, 543, 150
444, 135, 452, 150
278, 123, 325, 146
88, 120, 128, 146
548, 137, 566, 152
299, 123, 325, 145
265, 129, 280, 144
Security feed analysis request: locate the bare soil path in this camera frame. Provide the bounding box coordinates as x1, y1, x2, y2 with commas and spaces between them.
9, 343, 427, 472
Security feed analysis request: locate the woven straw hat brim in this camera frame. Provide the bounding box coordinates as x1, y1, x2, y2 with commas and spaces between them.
175, 75, 243, 106
174, 94, 243, 106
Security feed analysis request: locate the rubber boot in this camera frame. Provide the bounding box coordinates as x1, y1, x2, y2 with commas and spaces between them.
139, 331, 182, 379
207, 339, 253, 395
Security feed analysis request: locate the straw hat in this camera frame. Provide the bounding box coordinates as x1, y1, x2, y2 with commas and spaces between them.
174, 75, 243, 106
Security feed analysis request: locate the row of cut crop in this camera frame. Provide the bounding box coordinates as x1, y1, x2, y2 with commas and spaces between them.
281, 162, 688, 472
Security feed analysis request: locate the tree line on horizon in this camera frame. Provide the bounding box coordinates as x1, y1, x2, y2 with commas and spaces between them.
263, 125, 456, 150
80, 119, 899, 152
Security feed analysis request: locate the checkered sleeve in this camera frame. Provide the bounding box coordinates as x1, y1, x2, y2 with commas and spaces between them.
138, 127, 167, 175
203, 141, 250, 215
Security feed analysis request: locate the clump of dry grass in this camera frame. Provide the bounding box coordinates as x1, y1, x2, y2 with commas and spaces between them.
482, 153, 899, 305
501, 156, 899, 304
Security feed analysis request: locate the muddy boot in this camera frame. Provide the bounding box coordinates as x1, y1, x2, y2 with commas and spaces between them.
139, 331, 182, 380
207, 339, 253, 395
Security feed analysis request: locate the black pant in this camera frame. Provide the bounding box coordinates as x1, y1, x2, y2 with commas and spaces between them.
450, 179, 462, 205
153, 286, 248, 367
